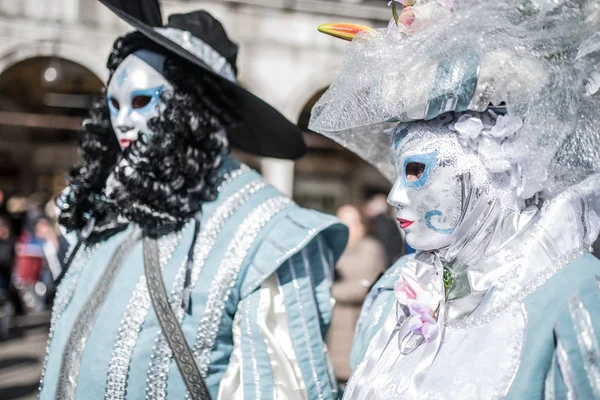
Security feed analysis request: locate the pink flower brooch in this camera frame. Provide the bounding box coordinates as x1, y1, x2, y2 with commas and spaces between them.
394, 268, 443, 342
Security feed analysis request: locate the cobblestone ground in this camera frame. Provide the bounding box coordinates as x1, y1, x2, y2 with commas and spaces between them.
0, 311, 50, 400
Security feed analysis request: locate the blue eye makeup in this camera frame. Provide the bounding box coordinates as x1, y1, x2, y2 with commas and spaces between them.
107, 96, 119, 116
130, 85, 163, 114
401, 151, 438, 189
107, 86, 163, 118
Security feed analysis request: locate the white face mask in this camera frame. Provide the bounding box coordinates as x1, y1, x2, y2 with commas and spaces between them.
107, 50, 173, 150
388, 125, 464, 251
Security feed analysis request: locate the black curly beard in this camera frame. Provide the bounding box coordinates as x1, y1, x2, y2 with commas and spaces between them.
106, 91, 228, 238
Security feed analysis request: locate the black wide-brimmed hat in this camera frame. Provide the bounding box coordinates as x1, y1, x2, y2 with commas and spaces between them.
99, 0, 306, 159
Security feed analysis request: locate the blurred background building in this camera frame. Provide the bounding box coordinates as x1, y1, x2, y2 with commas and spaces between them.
0, 0, 393, 213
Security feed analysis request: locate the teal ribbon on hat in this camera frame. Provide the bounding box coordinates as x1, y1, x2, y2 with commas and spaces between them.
424, 51, 480, 120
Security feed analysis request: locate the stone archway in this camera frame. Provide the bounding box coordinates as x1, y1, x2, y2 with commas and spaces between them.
0, 42, 107, 83
0, 55, 104, 196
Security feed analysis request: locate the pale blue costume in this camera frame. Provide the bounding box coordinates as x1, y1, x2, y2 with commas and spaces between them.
39, 159, 348, 399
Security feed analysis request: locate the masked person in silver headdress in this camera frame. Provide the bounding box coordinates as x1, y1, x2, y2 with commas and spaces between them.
39, 1, 348, 399
309, 0, 600, 398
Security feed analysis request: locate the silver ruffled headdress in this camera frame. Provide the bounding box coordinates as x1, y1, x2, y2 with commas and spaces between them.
309, 0, 600, 200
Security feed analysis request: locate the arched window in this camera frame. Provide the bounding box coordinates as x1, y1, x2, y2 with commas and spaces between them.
0, 56, 103, 196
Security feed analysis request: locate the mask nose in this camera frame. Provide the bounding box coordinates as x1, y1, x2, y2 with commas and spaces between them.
114, 107, 134, 135
387, 179, 409, 210
117, 125, 134, 133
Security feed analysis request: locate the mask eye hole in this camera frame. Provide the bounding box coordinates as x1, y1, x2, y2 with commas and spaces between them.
109, 97, 120, 110
405, 162, 425, 182
132, 95, 152, 109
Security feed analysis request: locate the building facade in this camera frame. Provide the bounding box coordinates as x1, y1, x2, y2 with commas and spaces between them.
0, 0, 391, 213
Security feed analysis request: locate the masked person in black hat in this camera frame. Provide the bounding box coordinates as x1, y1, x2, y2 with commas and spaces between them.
38, 2, 348, 399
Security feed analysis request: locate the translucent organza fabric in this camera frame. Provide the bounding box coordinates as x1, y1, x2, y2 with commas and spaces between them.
309, 0, 600, 198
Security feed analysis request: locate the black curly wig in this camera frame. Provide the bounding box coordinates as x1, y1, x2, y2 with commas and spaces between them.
58, 31, 238, 240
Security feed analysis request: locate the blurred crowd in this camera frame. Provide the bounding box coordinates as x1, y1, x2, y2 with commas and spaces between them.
0, 190, 69, 340
327, 194, 408, 384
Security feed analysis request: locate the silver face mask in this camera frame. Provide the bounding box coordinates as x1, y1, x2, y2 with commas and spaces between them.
388, 119, 525, 262
107, 50, 174, 150
388, 125, 464, 251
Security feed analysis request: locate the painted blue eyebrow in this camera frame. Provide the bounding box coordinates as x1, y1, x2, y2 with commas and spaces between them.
401, 151, 438, 190
116, 68, 128, 87
130, 85, 163, 100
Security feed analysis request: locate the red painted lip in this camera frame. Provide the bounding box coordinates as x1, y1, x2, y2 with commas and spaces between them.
120, 139, 132, 148
397, 218, 414, 229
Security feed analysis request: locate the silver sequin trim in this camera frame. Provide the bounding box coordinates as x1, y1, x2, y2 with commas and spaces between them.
55, 227, 141, 400
448, 247, 588, 329
38, 243, 99, 394
104, 229, 183, 400
192, 196, 292, 378
569, 293, 600, 398
556, 340, 578, 400
244, 295, 262, 400
52, 245, 99, 322
217, 165, 249, 192
154, 27, 236, 82
146, 178, 267, 399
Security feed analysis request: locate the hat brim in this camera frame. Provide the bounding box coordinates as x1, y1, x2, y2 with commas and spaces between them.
99, 0, 306, 159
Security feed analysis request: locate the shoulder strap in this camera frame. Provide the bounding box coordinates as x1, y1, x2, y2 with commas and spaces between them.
143, 236, 211, 400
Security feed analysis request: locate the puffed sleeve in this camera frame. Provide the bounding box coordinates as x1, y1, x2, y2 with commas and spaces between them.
218, 236, 338, 400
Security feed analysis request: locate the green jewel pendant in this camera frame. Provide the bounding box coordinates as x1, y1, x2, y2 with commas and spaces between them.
443, 266, 455, 298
